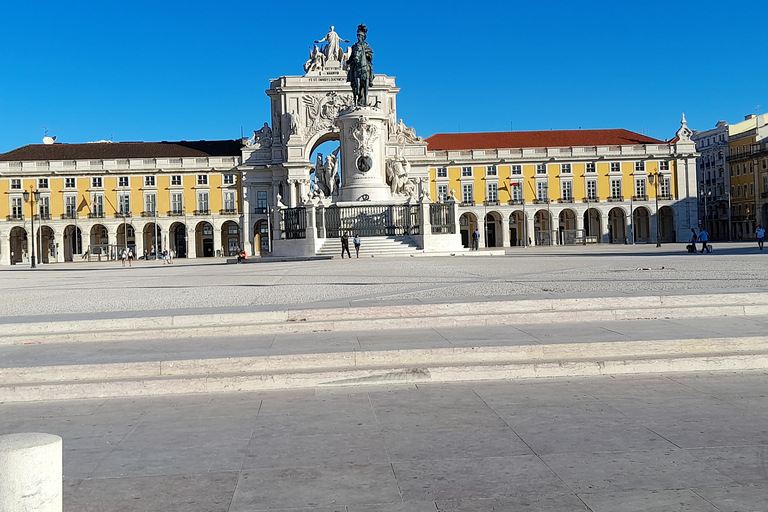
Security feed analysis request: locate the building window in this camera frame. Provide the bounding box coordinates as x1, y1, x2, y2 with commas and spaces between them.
511, 165, 522, 175
223, 174, 235, 185
461, 167, 472, 177
437, 184, 449, 201
536, 164, 546, 175
10, 179, 21, 189
11, 196, 23, 219
536, 181, 548, 201
486, 165, 497, 176
39, 196, 50, 219
118, 176, 129, 188
750, 183, 754, 197
461, 184, 473, 203
486, 182, 498, 202
610, 162, 621, 173
560, 163, 571, 174
256, 190, 268, 213
659, 161, 670, 171
561, 180, 572, 200
38, 178, 49, 189
92, 177, 103, 188
635, 161, 645, 172
92, 194, 104, 216
511, 182, 522, 201
635, 179, 646, 198
118, 193, 130, 215
586, 179, 597, 200
223, 191, 236, 212
65, 196, 77, 217
610, 179, 622, 199
145, 176, 155, 187
145, 193, 156, 215
436, 167, 447, 178
586, 163, 596, 173
65, 178, 76, 188
171, 192, 183, 214
171, 175, 182, 186
659, 176, 671, 198
197, 174, 209, 185
197, 192, 209, 213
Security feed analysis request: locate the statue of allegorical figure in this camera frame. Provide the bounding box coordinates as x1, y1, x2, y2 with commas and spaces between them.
315, 25, 349, 64
347, 24, 374, 107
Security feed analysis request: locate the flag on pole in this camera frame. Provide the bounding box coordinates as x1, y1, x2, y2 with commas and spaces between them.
77, 196, 88, 213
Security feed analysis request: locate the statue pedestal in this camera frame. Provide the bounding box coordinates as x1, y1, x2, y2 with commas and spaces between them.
335, 108, 391, 202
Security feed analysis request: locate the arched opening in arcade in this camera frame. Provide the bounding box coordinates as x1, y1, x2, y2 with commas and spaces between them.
558, 209, 577, 245
309, 136, 342, 199
169, 222, 188, 258
533, 210, 552, 245
89, 224, 109, 259
9, 226, 26, 264
509, 211, 526, 246
143, 223, 162, 258
459, 212, 477, 248
632, 207, 651, 243
659, 206, 676, 242
195, 221, 215, 257
39, 226, 55, 263
484, 211, 502, 247
254, 220, 271, 255
608, 208, 626, 243
63, 225, 82, 261
117, 223, 137, 255
583, 208, 601, 242
221, 221, 241, 256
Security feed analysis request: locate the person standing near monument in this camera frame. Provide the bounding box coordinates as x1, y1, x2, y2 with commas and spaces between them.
757, 225, 765, 250
315, 26, 349, 63
472, 229, 480, 250
698, 228, 710, 253
341, 232, 351, 259
353, 234, 361, 258
347, 24, 374, 107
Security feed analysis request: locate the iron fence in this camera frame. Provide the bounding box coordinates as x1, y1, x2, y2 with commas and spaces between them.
282, 207, 306, 239
430, 203, 455, 234
323, 205, 420, 238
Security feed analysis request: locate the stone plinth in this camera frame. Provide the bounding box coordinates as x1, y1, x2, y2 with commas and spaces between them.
336, 107, 391, 202
0, 433, 62, 512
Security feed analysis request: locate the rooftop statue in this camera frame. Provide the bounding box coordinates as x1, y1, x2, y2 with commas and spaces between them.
315, 26, 349, 64
346, 24, 374, 107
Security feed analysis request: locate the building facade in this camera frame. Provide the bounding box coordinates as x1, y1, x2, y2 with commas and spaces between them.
692, 121, 729, 240
726, 114, 768, 239
425, 121, 699, 248
0, 140, 242, 265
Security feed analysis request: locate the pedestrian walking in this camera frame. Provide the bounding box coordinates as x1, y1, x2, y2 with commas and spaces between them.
127, 248, 133, 267
688, 228, 697, 254
341, 231, 351, 259
699, 228, 710, 253
169, 249, 175, 263
353, 234, 361, 258
472, 229, 480, 250
757, 225, 765, 250
120, 248, 127, 267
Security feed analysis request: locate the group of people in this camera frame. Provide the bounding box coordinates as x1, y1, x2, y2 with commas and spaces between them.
119, 248, 134, 267
688, 228, 711, 253
340, 232, 361, 258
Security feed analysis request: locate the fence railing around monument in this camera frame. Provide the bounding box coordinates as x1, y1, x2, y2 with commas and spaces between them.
430, 203, 455, 234
323, 204, 420, 238
282, 207, 306, 239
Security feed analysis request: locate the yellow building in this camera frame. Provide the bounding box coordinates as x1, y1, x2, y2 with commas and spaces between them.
426, 121, 698, 247
726, 114, 768, 238
0, 140, 242, 265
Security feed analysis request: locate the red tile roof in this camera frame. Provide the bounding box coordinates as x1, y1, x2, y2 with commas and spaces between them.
426, 129, 665, 151
0, 140, 243, 161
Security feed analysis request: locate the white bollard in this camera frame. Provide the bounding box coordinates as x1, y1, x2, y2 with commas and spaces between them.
0, 433, 62, 512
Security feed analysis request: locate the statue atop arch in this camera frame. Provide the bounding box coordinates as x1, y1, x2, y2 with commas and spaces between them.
314, 26, 349, 64
346, 24, 374, 107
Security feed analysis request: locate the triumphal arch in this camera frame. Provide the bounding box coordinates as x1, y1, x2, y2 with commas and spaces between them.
239, 24, 461, 256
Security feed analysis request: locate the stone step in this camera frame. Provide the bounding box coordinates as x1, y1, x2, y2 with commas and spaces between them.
317, 236, 422, 256
2, 292, 767, 346
2, 336, 767, 402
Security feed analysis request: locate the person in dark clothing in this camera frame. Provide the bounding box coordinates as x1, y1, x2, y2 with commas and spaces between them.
341, 231, 351, 259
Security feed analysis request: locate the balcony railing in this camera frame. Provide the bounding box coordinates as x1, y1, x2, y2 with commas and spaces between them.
459, 201, 475, 207
61, 213, 78, 219
558, 198, 574, 203
141, 211, 157, 217
254, 207, 269, 214
194, 209, 210, 215
7, 214, 24, 221
583, 197, 599, 202
483, 200, 499, 206
607, 196, 624, 202
632, 196, 648, 201
533, 199, 550, 204
115, 212, 132, 218
167, 210, 185, 217
88, 212, 105, 219
219, 209, 238, 215
507, 199, 524, 205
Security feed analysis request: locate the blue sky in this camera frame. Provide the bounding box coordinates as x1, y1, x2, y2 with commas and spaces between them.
1, 0, 765, 153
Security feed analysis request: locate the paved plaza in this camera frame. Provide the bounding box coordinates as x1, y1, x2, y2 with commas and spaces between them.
2, 243, 768, 511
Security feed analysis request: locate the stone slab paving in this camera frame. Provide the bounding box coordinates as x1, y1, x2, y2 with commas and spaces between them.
1, 373, 767, 511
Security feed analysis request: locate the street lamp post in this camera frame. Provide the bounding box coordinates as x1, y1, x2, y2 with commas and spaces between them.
648, 173, 661, 247
22, 188, 40, 268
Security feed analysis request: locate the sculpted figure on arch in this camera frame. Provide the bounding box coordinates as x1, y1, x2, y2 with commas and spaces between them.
347, 24, 374, 107
315, 25, 349, 63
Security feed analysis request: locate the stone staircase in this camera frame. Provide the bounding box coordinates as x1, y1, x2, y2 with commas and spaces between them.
317, 235, 422, 257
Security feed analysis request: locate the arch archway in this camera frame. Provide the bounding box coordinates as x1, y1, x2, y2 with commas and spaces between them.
117, 223, 137, 255
484, 211, 502, 247
509, 211, 526, 246
608, 208, 626, 243
254, 220, 270, 255
169, 222, 187, 258
534, 210, 551, 245
632, 207, 651, 243
221, 221, 241, 256
143, 223, 162, 258
583, 208, 601, 242
63, 225, 82, 261
195, 221, 215, 257
89, 224, 109, 259
659, 206, 676, 242
459, 212, 478, 248
39, 226, 55, 263
9, 226, 26, 264
558, 209, 577, 244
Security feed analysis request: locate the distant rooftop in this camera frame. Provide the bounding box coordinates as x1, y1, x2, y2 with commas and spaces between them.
426, 129, 665, 151
0, 140, 243, 161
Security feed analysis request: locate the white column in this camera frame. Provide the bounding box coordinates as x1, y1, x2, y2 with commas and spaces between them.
0, 230, 9, 266
212, 221, 222, 257
54, 231, 65, 263
242, 186, 253, 255
0, 433, 62, 512
501, 216, 510, 247
600, 210, 610, 243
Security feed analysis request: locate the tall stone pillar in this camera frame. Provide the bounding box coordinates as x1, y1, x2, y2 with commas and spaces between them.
335, 108, 391, 202
0, 230, 9, 266
600, 212, 610, 243
54, 231, 65, 262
